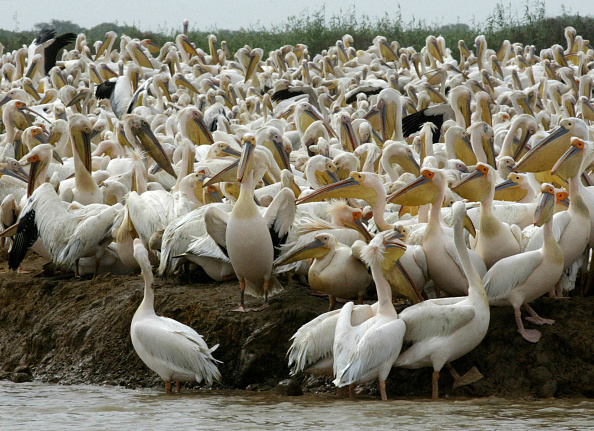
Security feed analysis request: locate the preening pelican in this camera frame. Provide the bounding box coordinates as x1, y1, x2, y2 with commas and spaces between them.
333, 231, 406, 400
131, 239, 221, 392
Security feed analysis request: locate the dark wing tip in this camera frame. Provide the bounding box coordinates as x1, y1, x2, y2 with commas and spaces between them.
95, 80, 116, 100
34, 28, 56, 44
8, 208, 38, 271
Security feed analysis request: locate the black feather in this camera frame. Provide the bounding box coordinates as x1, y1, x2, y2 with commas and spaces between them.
345, 87, 382, 104
271, 87, 299, 102
402, 109, 446, 143
269, 226, 289, 260
8, 209, 38, 270
33, 28, 56, 45
42, 32, 76, 75
95, 80, 116, 100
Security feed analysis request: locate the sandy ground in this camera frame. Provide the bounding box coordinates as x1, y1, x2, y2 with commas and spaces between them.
0, 252, 592, 399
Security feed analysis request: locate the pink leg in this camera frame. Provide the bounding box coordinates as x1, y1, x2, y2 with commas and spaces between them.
252, 278, 270, 312
348, 383, 355, 398
446, 362, 483, 388
328, 295, 336, 311
231, 278, 248, 312
379, 381, 388, 401
515, 308, 542, 343
523, 304, 555, 325
432, 370, 439, 399
165, 381, 172, 393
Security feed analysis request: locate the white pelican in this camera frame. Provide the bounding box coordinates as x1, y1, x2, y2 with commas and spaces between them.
8, 183, 122, 276
27, 28, 76, 78
483, 184, 563, 343
275, 232, 372, 310
394, 201, 490, 399
452, 163, 522, 268
130, 239, 221, 392
226, 134, 284, 311
333, 231, 407, 400
523, 137, 591, 297
58, 115, 103, 205
388, 168, 487, 296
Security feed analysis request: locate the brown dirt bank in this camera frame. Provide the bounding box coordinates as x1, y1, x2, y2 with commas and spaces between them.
0, 253, 593, 399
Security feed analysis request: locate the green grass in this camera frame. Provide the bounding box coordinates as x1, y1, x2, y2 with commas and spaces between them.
0, 1, 592, 60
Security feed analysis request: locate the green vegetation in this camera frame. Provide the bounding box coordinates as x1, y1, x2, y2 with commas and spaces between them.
0, 1, 592, 58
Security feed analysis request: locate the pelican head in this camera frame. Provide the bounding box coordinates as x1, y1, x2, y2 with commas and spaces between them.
237, 133, 257, 183
69, 114, 93, 173
551, 137, 586, 180
494, 172, 529, 202
275, 233, 333, 266
387, 168, 441, 206
556, 189, 570, 211
327, 201, 373, 243
0, 158, 28, 183
296, 171, 380, 208
451, 163, 492, 202
514, 118, 587, 173
124, 114, 177, 179
20, 143, 61, 196
534, 183, 556, 227
361, 228, 407, 272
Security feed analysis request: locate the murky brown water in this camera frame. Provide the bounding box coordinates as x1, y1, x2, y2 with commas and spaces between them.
1, 381, 592, 430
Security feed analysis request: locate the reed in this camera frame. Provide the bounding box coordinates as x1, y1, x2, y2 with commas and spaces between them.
0, 1, 592, 59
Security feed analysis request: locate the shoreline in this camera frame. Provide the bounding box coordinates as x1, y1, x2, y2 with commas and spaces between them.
1, 254, 593, 399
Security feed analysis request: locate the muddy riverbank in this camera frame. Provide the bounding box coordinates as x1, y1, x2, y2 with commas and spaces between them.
0, 253, 592, 399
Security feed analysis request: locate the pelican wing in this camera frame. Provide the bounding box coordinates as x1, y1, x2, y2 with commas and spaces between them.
287, 304, 375, 374
412, 245, 428, 278
204, 205, 230, 250
443, 238, 465, 274
399, 301, 476, 342
483, 250, 543, 300
158, 204, 233, 276
184, 234, 230, 263
57, 205, 120, 267
132, 316, 221, 385
335, 319, 406, 386
127, 191, 176, 245
263, 188, 296, 256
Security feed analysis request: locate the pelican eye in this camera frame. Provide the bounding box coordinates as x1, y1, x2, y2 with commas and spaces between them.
353, 211, 362, 220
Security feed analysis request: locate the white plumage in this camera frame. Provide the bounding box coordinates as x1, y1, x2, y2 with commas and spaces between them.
130, 239, 221, 391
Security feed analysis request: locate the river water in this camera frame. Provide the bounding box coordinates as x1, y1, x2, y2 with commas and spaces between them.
1, 381, 592, 430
